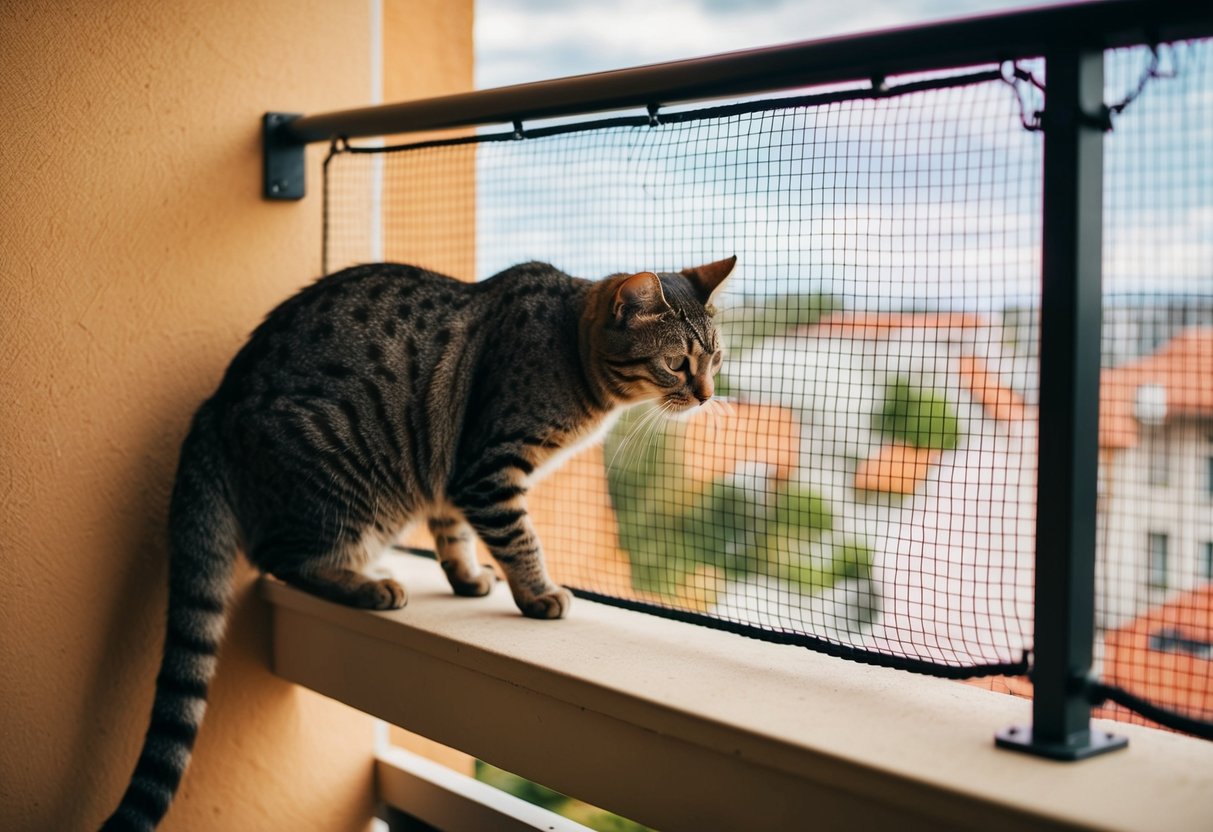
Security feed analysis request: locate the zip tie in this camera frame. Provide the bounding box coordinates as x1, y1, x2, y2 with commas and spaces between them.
1106, 42, 1178, 127
1000, 60, 1044, 132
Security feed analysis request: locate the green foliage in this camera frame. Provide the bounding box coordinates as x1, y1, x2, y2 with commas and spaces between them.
475, 761, 652, 832
605, 410, 856, 602
475, 761, 566, 813
832, 539, 874, 582
757, 535, 873, 596
677, 480, 765, 576
769, 483, 833, 533
873, 377, 961, 451
713, 370, 733, 397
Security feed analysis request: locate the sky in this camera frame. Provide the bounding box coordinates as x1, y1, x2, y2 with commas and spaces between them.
474, 0, 1068, 89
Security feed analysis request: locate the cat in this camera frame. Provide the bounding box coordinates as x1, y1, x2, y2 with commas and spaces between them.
101, 255, 734, 830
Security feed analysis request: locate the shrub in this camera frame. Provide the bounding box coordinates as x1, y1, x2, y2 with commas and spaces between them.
873, 377, 961, 451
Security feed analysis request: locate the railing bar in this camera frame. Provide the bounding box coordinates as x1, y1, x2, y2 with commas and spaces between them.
336, 67, 1007, 157
996, 44, 1128, 761
283, 0, 1212, 143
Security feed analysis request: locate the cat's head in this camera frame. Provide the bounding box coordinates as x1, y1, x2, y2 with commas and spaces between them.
598, 256, 735, 413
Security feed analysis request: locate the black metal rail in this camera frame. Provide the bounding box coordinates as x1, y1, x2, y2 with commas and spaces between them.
264, 0, 1211, 200
266, 0, 1213, 761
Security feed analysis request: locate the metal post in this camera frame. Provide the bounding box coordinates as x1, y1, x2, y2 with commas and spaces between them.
995, 45, 1127, 761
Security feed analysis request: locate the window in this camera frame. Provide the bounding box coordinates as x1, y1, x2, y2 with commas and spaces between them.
1147, 532, 1169, 590
1147, 433, 1169, 487
1149, 628, 1213, 660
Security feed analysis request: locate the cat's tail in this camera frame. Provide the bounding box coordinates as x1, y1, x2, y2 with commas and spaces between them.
102, 402, 239, 831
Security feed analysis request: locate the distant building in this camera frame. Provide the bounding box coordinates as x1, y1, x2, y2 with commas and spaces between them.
1103, 296, 1213, 367
1000, 294, 1213, 369
1097, 328, 1213, 630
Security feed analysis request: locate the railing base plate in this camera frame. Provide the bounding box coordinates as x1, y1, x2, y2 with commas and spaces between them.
995, 724, 1128, 761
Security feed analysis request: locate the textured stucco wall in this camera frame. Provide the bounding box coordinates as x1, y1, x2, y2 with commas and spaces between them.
0, 2, 471, 829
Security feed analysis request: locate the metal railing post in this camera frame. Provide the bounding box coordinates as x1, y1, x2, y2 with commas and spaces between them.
995, 44, 1128, 761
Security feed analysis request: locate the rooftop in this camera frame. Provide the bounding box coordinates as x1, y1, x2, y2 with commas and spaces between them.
1101, 327, 1213, 449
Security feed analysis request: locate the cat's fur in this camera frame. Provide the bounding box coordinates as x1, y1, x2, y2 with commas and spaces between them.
101, 256, 734, 830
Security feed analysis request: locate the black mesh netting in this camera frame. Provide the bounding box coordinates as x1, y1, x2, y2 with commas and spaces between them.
322, 40, 1212, 733
1091, 40, 1213, 736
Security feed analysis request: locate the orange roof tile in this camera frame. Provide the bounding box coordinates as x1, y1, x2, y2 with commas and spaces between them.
1104, 585, 1213, 722
1101, 328, 1213, 449
804, 311, 984, 340
956, 354, 1027, 423
854, 442, 942, 494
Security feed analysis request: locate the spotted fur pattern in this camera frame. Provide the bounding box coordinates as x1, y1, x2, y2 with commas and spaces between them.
101, 257, 734, 830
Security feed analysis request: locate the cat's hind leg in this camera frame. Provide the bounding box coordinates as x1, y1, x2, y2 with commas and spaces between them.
275, 563, 408, 610
265, 529, 409, 610
428, 515, 496, 597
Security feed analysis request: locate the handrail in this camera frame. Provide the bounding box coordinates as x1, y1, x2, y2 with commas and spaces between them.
281, 0, 1211, 143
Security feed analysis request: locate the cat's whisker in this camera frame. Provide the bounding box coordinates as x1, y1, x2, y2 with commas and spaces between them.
606, 410, 639, 471
607, 402, 658, 471
619, 401, 667, 474
703, 399, 721, 440
635, 402, 670, 465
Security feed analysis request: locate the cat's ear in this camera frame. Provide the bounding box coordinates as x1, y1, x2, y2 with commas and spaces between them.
681, 255, 737, 312
613, 271, 670, 325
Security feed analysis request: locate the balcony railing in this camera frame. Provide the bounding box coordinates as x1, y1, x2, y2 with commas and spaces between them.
264, 0, 1213, 790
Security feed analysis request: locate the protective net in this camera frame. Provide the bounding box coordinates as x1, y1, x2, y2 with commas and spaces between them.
1093, 40, 1213, 735
323, 39, 1212, 731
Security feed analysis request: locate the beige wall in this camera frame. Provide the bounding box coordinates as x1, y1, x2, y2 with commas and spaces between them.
0, 2, 472, 830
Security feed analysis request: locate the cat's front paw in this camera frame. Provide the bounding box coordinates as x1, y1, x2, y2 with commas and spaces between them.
359, 577, 409, 610
443, 561, 497, 597
518, 587, 573, 620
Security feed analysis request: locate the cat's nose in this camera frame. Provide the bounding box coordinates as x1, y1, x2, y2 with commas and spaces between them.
695, 392, 711, 405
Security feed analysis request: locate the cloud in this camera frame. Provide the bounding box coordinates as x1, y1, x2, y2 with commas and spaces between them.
474, 0, 1061, 89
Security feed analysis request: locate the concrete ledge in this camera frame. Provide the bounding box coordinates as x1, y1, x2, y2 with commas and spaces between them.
260, 551, 1213, 832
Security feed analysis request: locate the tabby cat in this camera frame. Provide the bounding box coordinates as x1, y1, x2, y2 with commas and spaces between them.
101, 256, 734, 830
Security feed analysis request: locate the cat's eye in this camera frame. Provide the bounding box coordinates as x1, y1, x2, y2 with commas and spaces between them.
665, 356, 688, 373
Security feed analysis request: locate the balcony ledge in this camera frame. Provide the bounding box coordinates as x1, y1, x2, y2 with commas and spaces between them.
260, 551, 1213, 832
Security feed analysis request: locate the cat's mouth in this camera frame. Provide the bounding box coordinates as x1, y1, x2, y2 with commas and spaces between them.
663, 394, 706, 419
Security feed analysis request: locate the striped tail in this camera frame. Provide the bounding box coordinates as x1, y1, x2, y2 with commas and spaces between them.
102, 404, 238, 831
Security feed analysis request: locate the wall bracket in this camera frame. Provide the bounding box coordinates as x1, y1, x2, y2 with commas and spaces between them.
262, 112, 305, 200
